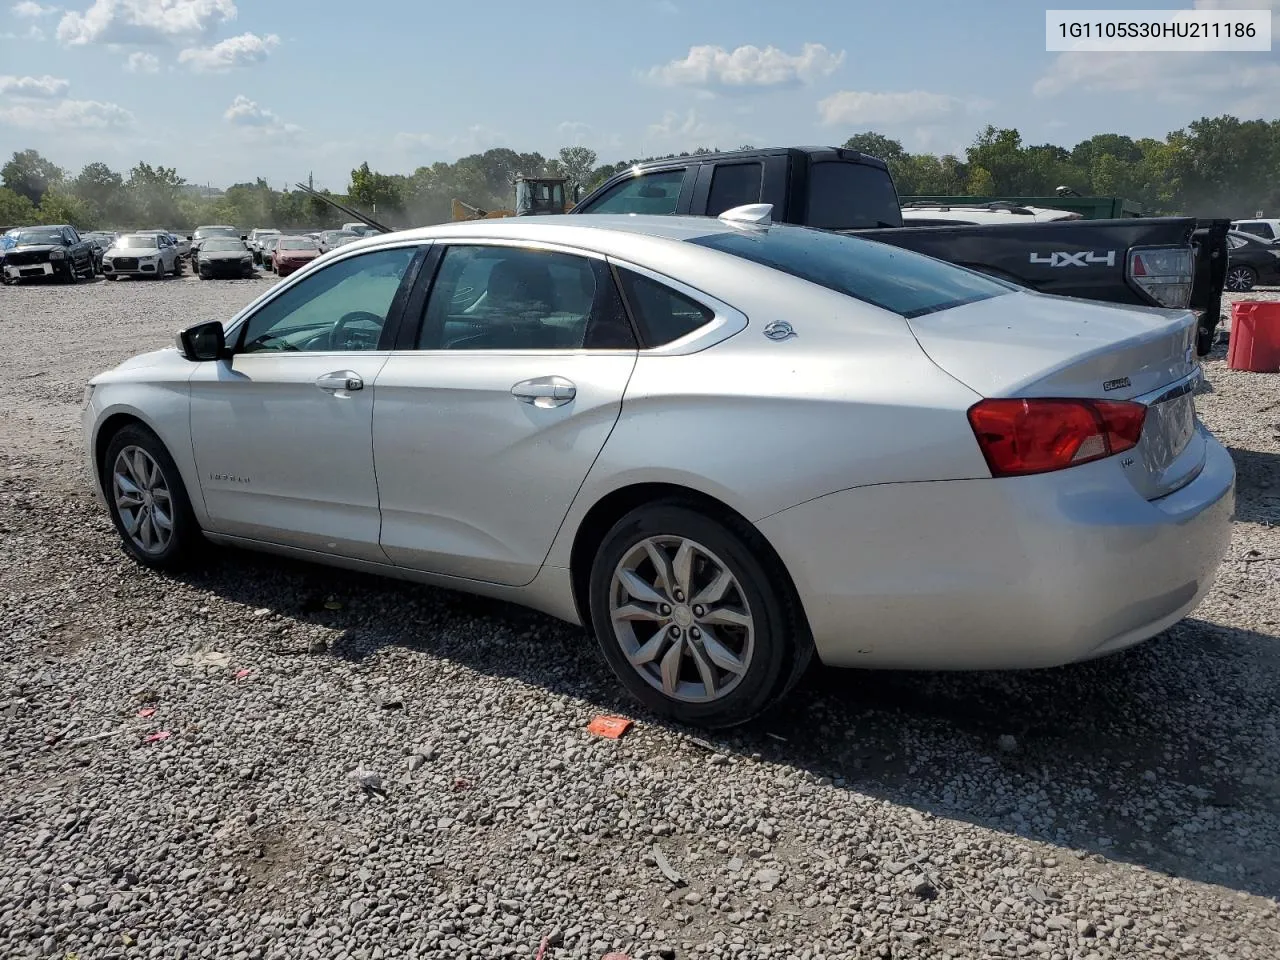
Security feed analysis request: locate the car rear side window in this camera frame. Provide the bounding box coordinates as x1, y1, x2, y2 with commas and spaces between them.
1237, 221, 1274, 239
707, 162, 763, 216
416, 245, 636, 351
806, 161, 903, 229
616, 268, 714, 346
688, 224, 1014, 318
577, 170, 685, 215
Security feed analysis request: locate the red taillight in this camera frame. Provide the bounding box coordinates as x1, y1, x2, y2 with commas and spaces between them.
967, 398, 1146, 477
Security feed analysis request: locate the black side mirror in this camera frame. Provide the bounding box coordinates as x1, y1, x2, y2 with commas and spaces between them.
241, 235, 248, 241
177, 320, 227, 362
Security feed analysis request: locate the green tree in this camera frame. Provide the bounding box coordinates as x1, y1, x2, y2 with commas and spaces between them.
349, 162, 405, 218
2, 149, 65, 206
127, 162, 186, 227
842, 132, 907, 166
71, 162, 125, 224
556, 145, 598, 191
0, 186, 38, 225
37, 189, 95, 229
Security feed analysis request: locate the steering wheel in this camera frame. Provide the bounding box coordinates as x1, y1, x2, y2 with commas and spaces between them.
330, 310, 384, 350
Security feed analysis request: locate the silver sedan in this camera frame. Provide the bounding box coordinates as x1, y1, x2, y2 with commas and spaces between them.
82, 211, 1235, 727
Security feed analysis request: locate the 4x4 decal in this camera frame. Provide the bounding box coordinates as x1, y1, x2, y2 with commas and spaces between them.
1029, 251, 1117, 267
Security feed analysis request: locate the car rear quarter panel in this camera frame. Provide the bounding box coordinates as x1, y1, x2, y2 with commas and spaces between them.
543, 272, 990, 569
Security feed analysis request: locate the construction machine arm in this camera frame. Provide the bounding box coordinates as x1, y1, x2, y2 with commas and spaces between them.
292, 182, 393, 234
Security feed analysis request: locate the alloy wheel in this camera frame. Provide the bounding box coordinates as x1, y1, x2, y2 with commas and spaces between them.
112, 445, 174, 556
1225, 266, 1255, 291
608, 536, 755, 703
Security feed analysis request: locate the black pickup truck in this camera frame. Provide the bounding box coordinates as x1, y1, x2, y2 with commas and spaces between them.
570, 147, 1230, 354
0, 223, 98, 285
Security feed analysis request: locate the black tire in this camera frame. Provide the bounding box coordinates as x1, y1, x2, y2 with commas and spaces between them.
1226, 265, 1256, 292
102, 423, 202, 570
587, 501, 812, 728
199, 271, 209, 280
171, 257, 183, 277
60, 261, 77, 284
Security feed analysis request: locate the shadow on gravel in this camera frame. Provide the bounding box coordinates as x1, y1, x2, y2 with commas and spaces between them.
1229, 446, 1280, 526
168, 545, 1280, 903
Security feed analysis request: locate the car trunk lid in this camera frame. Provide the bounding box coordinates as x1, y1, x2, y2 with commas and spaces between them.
908, 290, 1204, 500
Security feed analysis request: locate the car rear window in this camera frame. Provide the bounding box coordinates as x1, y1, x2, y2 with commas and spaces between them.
688, 224, 1014, 318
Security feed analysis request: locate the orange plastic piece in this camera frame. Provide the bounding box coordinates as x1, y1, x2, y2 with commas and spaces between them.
1228, 300, 1280, 372
587, 715, 633, 739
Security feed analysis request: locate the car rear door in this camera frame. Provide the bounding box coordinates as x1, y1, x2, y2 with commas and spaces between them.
372, 241, 638, 586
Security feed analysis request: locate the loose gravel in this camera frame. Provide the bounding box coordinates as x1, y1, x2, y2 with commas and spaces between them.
2, 273, 1279, 960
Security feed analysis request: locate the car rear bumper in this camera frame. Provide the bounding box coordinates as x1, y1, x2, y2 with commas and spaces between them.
756, 428, 1235, 670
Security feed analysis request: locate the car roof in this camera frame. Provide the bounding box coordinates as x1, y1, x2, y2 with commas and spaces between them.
346, 214, 740, 249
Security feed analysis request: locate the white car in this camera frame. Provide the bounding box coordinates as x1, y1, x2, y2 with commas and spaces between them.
246, 228, 281, 263
1231, 218, 1280, 243
101, 233, 182, 279
900, 203, 1083, 226
82, 209, 1234, 727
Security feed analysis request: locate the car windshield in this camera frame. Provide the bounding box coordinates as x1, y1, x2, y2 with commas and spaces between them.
196, 227, 239, 239
687, 224, 1015, 318
262, 238, 281, 248
14, 228, 65, 244
118, 236, 159, 249
279, 238, 319, 250
202, 239, 245, 252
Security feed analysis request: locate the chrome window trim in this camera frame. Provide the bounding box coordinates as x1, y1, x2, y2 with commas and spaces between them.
606, 255, 748, 356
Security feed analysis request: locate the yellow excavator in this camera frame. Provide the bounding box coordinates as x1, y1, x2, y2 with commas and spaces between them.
451, 174, 577, 221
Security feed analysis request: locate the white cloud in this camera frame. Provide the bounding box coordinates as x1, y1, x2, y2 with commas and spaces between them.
644, 108, 745, 151
178, 31, 277, 71
57, 0, 236, 46
1, 22, 45, 38
392, 124, 503, 156
0, 73, 70, 97
223, 94, 300, 140
647, 42, 843, 91
124, 50, 158, 72
817, 90, 973, 126
1034, 0, 1280, 118
13, 1, 57, 17
0, 97, 134, 129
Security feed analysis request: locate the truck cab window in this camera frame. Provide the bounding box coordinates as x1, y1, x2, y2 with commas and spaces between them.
577, 170, 685, 215
707, 162, 763, 217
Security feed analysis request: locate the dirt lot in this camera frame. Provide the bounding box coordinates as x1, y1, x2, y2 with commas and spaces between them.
2, 274, 1279, 960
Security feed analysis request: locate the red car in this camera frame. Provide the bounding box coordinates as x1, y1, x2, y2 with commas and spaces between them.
271, 237, 322, 276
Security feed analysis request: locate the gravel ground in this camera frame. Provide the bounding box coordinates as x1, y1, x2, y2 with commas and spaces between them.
2, 274, 1279, 960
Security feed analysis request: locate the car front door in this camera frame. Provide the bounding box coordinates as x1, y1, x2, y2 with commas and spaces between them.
373, 242, 639, 586
188, 244, 426, 561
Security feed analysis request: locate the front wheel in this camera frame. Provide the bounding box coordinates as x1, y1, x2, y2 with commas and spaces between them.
102, 424, 201, 570
588, 502, 812, 728
1225, 265, 1257, 292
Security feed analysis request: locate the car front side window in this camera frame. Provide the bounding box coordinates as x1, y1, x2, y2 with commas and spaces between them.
416, 245, 635, 351
238, 246, 418, 354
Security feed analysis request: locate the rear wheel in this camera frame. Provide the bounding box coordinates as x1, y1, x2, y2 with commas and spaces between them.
103, 424, 201, 570
60, 261, 77, 284
588, 502, 812, 728
1225, 265, 1257, 292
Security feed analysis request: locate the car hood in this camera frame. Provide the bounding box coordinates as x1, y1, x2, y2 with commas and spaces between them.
277, 248, 321, 258
106, 247, 157, 257
202, 249, 249, 260
10, 243, 63, 253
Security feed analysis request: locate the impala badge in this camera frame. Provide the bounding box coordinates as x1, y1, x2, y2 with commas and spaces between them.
763, 320, 796, 341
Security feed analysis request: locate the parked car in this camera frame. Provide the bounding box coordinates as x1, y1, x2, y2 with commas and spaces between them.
135, 230, 188, 267
1224, 230, 1280, 291
1231, 218, 1280, 242
570, 146, 1230, 354
82, 213, 1234, 727
101, 232, 181, 279
196, 237, 255, 280
318, 229, 360, 253
82, 231, 117, 273
327, 234, 361, 251
191, 224, 241, 259
0, 224, 97, 284
247, 228, 281, 264
258, 236, 283, 271
271, 236, 322, 276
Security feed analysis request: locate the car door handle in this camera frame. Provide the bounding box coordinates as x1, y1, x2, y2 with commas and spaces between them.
511, 376, 576, 407
316, 371, 364, 392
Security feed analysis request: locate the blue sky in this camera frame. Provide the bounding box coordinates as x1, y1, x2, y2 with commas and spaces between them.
1, 0, 1277, 191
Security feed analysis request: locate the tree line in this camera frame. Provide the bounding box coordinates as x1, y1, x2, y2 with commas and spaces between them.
1, 114, 1276, 232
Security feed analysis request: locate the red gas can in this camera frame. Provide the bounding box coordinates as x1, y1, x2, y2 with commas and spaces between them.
1228, 300, 1280, 373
